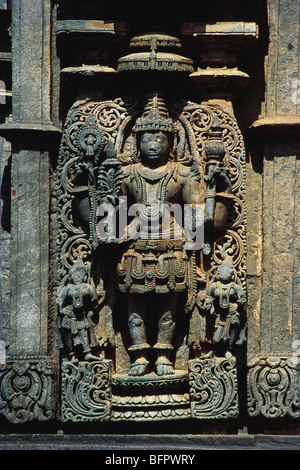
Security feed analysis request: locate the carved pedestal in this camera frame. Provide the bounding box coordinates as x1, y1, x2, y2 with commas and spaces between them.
59, 356, 240, 422
111, 372, 191, 421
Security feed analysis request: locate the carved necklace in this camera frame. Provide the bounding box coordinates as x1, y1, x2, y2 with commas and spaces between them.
134, 162, 175, 204
217, 281, 235, 309
136, 163, 169, 181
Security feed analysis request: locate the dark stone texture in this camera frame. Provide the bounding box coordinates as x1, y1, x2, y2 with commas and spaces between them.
0, 0, 300, 434
0, 433, 299, 450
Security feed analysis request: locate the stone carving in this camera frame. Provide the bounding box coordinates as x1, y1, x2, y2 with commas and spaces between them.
0, 360, 55, 424
55, 42, 246, 419
204, 257, 246, 355
247, 356, 300, 419
117, 33, 195, 73
113, 93, 230, 378
111, 372, 191, 421
189, 355, 239, 419
56, 258, 99, 362
61, 360, 112, 422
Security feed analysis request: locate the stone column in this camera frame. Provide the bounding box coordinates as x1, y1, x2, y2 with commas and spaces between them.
247, 0, 300, 425
182, 22, 258, 422
0, 0, 60, 424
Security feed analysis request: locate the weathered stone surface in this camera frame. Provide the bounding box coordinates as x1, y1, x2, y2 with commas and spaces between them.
0, 433, 299, 451
11, 0, 52, 125
247, 356, 300, 419
189, 356, 239, 419
61, 360, 112, 422
1, 0, 300, 434
0, 359, 56, 423
9, 148, 50, 356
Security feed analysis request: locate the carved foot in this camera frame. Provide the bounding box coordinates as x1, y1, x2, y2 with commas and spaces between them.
155, 356, 174, 376
128, 358, 150, 376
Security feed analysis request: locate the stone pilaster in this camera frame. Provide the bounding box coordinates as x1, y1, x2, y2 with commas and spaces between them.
247, 0, 300, 421
0, 0, 60, 423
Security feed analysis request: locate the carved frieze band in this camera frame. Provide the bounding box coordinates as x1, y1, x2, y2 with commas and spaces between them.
0, 359, 56, 424
189, 355, 239, 419
59, 357, 240, 422
61, 360, 112, 422
247, 356, 300, 419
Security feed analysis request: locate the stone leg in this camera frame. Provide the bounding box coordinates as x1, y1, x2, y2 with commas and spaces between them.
127, 294, 150, 376
154, 293, 178, 376
78, 328, 99, 362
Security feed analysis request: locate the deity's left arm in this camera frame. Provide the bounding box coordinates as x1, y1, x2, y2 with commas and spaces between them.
182, 172, 233, 231
212, 190, 234, 230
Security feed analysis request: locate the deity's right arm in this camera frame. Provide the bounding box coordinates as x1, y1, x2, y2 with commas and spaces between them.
56, 285, 69, 311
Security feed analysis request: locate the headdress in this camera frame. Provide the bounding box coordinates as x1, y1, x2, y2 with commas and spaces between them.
135, 92, 174, 134
70, 258, 87, 278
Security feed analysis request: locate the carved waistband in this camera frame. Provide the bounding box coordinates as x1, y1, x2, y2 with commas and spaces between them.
132, 239, 186, 252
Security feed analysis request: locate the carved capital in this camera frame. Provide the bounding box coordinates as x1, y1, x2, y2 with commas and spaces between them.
61, 360, 112, 422
188, 355, 239, 419
247, 356, 300, 419
0, 359, 56, 424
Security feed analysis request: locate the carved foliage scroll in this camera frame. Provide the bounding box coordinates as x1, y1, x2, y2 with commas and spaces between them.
189, 356, 239, 419
247, 357, 300, 419
0, 360, 55, 424
61, 360, 112, 422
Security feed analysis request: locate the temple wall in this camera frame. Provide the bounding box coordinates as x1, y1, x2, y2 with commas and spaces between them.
0, 1, 299, 438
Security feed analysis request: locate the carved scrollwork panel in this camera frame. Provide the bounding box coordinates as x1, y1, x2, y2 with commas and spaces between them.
247, 356, 300, 419
189, 356, 239, 419
61, 360, 112, 422
0, 360, 56, 424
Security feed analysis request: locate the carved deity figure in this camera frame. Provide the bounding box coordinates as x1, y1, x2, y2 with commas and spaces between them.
55, 82, 247, 421
104, 94, 233, 376
56, 258, 98, 362
205, 258, 246, 353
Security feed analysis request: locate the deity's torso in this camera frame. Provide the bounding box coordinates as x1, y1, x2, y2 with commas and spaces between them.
117, 161, 201, 295
122, 161, 191, 206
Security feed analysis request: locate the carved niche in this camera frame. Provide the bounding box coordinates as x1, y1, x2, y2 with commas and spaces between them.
55, 35, 246, 422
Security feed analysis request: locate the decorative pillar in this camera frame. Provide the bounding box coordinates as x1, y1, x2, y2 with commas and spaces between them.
182, 22, 258, 420
0, 0, 60, 423
247, 0, 300, 423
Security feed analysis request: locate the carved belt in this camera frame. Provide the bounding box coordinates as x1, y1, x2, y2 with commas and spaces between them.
117, 238, 189, 294
133, 239, 186, 252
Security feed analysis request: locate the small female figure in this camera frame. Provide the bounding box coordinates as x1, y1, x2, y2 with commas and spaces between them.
205, 258, 246, 354
57, 258, 99, 362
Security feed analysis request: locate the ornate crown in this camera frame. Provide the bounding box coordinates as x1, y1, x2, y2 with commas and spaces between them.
135, 93, 174, 133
